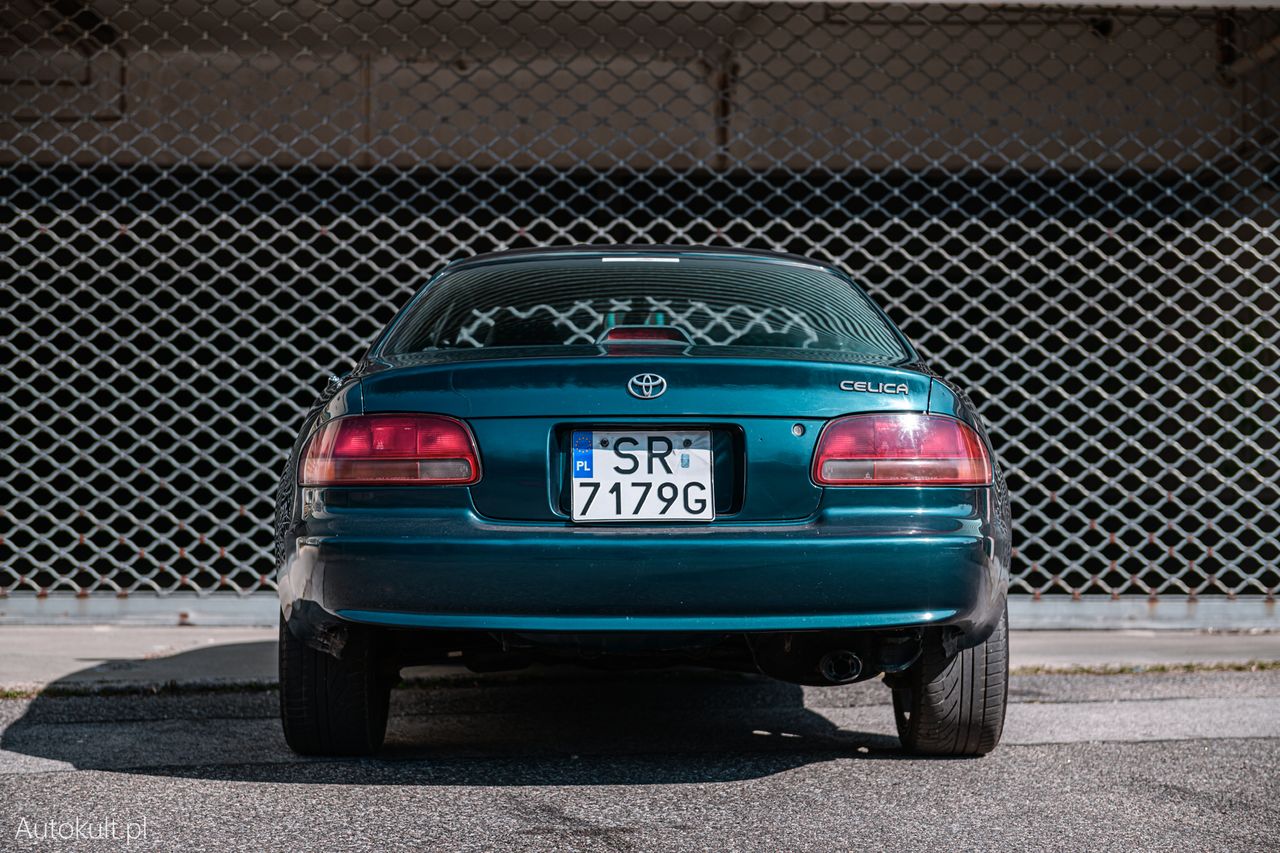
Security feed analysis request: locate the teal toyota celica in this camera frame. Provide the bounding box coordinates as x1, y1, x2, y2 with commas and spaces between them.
276, 246, 1011, 757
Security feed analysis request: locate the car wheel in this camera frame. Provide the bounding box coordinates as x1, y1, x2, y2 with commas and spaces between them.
892, 606, 1008, 756
279, 614, 392, 756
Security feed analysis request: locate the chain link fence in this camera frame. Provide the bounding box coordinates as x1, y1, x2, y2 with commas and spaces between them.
1, 1, 1277, 604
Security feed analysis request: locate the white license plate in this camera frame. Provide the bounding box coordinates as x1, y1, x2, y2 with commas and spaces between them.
570, 430, 714, 522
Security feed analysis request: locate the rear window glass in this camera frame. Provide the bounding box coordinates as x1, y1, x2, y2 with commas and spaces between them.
380, 256, 907, 360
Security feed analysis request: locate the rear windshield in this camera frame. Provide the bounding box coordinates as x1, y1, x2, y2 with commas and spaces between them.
379, 256, 908, 360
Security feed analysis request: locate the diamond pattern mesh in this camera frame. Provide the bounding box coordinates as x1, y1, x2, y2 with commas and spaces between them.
1, 2, 1277, 601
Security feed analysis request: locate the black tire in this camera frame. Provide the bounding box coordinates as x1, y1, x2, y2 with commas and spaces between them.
892, 606, 1009, 756
279, 614, 392, 756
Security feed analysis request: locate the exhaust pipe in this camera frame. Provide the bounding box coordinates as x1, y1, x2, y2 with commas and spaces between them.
818, 650, 863, 684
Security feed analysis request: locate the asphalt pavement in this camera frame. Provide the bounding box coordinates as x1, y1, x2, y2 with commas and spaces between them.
0, 634, 1278, 851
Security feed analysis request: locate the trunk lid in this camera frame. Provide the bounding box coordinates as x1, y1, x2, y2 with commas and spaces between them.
357, 347, 931, 522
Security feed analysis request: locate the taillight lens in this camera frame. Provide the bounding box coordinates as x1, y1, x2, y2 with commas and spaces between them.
812, 414, 992, 486
300, 414, 481, 486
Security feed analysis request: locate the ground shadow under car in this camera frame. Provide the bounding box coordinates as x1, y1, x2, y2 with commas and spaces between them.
0, 641, 910, 786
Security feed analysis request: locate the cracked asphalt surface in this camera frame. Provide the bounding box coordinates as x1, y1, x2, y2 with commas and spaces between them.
1, 668, 1277, 851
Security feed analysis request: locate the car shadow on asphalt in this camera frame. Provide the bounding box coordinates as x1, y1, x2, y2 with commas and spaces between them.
1, 641, 910, 785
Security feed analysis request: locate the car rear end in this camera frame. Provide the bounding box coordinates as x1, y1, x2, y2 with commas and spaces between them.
276, 248, 1011, 757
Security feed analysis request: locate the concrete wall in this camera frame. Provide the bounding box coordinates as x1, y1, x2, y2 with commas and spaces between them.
2, 1, 1274, 170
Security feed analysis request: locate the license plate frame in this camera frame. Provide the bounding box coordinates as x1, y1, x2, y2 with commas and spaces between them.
569, 429, 715, 522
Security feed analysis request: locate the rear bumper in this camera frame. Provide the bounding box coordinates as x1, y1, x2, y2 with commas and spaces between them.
279, 489, 1008, 643
336, 607, 961, 633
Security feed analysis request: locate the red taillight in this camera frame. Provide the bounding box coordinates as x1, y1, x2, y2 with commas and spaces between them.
812, 414, 992, 486
300, 414, 481, 486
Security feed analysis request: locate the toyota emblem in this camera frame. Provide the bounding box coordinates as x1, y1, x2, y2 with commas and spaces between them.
627, 373, 667, 399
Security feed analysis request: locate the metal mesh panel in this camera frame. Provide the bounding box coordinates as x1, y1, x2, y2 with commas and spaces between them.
1, 1, 1277, 601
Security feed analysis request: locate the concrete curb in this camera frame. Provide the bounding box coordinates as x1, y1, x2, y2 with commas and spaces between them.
3, 594, 1278, 630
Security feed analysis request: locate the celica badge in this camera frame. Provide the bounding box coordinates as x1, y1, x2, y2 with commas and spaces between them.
840, 380, 909, 395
